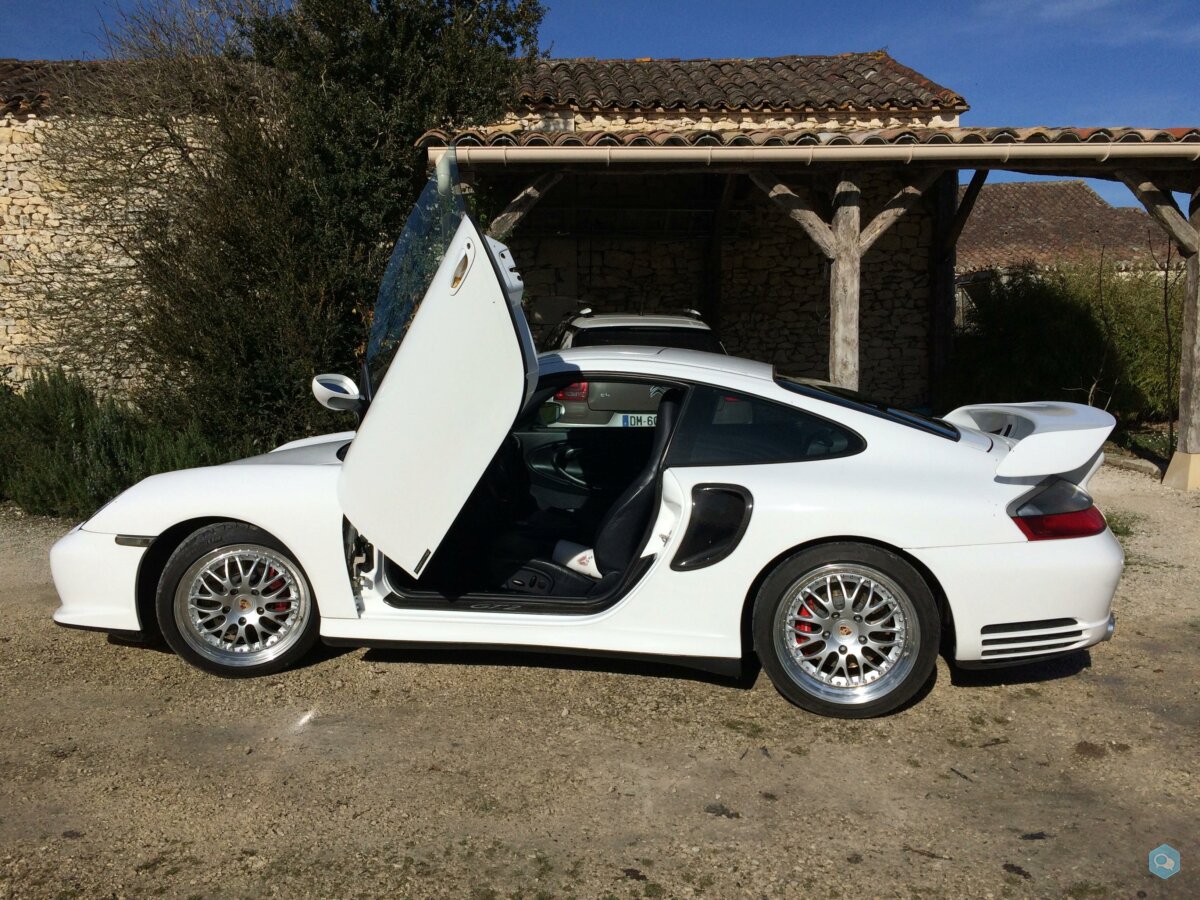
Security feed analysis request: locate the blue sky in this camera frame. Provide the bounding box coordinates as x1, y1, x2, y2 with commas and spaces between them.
4, 0, 1196, 206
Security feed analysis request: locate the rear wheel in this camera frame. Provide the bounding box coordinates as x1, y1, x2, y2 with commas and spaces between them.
753, 543, 939, 718
156, 523, 319, 677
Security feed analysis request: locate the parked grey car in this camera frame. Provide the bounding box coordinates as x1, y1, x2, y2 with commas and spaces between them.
542, 311, 725, 426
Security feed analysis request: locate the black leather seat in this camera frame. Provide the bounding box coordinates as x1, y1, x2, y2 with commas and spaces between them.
498, 388, 685, 596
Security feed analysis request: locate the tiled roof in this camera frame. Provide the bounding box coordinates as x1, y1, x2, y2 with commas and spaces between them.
419, 125, 1200, 147
0, 58, 101, 116
956, 181, 1171, 272
518, 51, 966, 113
3, 51, 964, 119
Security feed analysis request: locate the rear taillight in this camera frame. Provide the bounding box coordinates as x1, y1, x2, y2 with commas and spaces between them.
555, 382, 589, 402
1013, 507, 1107, 541
1011, 478, 1107, 541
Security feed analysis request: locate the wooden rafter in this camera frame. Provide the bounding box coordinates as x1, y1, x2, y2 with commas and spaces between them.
487, 172, 563, 240
942, 168, 988, 255
1116, 169, 1199, 257
858, 169, 944, 254
749, 173, 837, 260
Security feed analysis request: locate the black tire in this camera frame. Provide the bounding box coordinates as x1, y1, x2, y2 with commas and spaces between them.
752, 542, 939, 718
156, 522, 320, 677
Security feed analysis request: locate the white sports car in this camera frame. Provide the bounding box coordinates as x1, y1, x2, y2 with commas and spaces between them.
51, 152, 1123, 718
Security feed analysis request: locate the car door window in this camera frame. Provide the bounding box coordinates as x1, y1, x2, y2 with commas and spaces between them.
666, 386, 865, 467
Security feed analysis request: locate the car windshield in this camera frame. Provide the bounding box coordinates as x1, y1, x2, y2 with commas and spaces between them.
366, 148, 465, 391
571, 325, 725, 353
776, 375, 960, 441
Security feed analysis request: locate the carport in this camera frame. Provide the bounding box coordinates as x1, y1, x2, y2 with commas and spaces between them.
421, 127, 1200, 489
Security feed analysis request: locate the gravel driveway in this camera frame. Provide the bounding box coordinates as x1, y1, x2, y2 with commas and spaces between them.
1, 466, 1196, 898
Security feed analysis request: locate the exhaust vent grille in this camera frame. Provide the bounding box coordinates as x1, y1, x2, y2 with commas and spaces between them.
978, 618, 1084, 658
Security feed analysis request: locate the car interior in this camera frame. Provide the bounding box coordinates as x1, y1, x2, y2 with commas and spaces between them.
382, 375, 683, 604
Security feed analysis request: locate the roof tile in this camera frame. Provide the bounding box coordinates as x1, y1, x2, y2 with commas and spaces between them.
517, 51, 966, 113
957, 180, 1172, 271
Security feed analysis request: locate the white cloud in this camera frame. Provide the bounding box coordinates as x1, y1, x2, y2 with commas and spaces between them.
974, 0, 1200, 46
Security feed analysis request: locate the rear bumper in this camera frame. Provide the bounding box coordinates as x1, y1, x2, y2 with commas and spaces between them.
50, 525, 144, 633
911, 529, 1124, 664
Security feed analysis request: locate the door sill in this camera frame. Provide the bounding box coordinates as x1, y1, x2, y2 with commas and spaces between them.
320, 636, 744, 679
382, 556, 654, 616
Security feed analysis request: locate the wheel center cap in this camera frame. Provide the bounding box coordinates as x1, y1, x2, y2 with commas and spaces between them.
838, 622, 854, 638
238, 597, 252, 612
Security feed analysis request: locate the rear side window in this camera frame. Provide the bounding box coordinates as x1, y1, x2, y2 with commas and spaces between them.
667, 386, 865, 467
570, 326, 724, 353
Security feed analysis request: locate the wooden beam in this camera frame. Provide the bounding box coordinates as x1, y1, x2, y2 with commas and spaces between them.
942, 169, 988, 255
829, 178, 862, 390
1117, 169, 1199, 257
702, 175, 737, 337
487, 172, 562, 240
1164, 188, 1200, 488
857, 169, 943, 255
750, 173, 838, 260
929, 171, 959, 400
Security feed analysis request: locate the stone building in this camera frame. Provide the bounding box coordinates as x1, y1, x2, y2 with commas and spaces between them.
954, 179, 1178, 324
4, 52, 1200, 487
1, 51, 966, 403
957, 179, 1172, 274
0, 59, 86, 383
430, 51, 968, 406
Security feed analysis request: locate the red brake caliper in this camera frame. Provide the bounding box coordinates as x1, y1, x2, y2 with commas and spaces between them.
795, 606, 818, 652
263, 566, 290, 612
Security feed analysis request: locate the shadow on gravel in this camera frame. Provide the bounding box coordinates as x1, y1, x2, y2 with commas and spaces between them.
361, 645, 762, 690
947, 650, 1091, 688
105, 634, 355, 670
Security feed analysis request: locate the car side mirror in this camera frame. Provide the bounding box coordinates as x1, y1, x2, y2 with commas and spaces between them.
312, 374, 363, 413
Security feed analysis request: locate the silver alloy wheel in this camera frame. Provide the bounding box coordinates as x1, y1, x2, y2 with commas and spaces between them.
773, 563, 919, 705
173, 544, 311, 668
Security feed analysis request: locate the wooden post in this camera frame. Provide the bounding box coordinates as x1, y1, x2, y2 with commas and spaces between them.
1163, 187, 1200, 490
702, 175, 737, 337
754, 169, 942, 392
943, 169, 988, 256
1118, 173, 1200, 489
929, 171, 960, 404
830, 178, 862, 390
487, 172, 562, 241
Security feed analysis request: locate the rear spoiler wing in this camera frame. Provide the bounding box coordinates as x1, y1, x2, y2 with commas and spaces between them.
943, 402, 1116, 478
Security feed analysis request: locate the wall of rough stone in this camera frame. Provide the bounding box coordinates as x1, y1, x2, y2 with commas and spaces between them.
507, 170, 935, 406
0, 114, 55, 384
2, 114, 935, 405
0, 114, 136, 389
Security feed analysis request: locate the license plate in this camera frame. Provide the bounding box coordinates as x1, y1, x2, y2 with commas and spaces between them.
620, 413, 657, 427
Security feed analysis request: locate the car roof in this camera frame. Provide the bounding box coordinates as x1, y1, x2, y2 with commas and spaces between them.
540, 346, 772, 382
568, 313, 712, 331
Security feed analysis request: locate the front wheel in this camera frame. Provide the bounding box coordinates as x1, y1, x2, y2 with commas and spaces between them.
156, 522, 320, 677
753, 543, 939, 718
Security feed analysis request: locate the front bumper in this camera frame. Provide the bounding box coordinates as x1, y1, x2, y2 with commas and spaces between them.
911, 529, 1124, 664
50, 525, 146, 633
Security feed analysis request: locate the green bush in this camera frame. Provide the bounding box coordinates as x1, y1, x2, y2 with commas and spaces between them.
940, 264, 1184, 424
0, 371, 221, 519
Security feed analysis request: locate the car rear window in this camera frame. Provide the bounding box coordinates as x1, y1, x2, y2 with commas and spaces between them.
667, 386, 865, 467
776, 376, 959, 441
571, 326, 724, 353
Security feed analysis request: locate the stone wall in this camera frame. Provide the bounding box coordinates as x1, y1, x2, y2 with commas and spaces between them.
2, 114, 936, 405
0, 114, 55, 384
507, 171, 935, 406
0, 113, 135, 389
